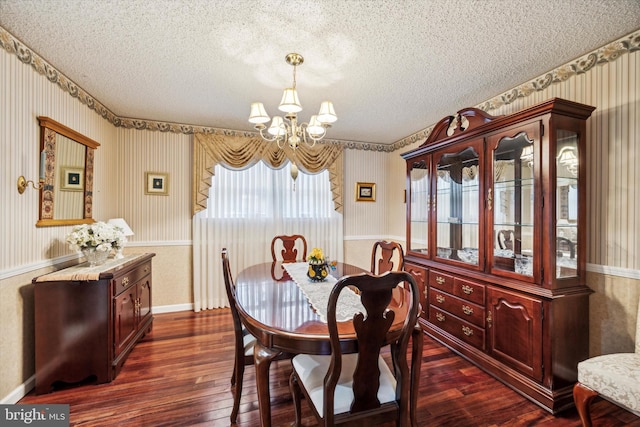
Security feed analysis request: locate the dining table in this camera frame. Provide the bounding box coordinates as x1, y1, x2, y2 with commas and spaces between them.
234, 260, 418, 427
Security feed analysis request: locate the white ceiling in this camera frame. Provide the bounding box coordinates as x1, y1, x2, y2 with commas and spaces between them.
1, 0, 639, 144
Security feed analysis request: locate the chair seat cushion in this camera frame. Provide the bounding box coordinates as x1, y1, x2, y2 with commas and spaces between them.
578, 353, 640, 414
242, 329, 256, 356
292, 353, 397, 416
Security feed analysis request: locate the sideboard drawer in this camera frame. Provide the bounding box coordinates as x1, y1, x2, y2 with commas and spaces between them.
429, 288, 485, 328
429, 270, 454, 294
113, 261, 151, 296
429, 305, 485, 350
453, 277, 485, 305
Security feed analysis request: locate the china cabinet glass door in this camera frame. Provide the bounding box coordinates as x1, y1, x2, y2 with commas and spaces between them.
488, 124, 540, 281
433, 140, 482, 267
556, 130, 579, 278
408, 157, 430, 256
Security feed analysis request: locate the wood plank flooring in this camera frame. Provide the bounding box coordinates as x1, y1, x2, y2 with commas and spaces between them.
19, 309, 639, 426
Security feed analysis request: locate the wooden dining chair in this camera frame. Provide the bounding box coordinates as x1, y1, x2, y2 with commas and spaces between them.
371, 240, 405, 274
497, 229, 515, 251
221, 248, 291, 423
289, 271, 421, 426
271, 234, 307, 263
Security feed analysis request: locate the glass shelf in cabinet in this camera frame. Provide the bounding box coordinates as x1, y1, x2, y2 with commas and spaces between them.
493, 222, 534, 227
437, 220, 479, 225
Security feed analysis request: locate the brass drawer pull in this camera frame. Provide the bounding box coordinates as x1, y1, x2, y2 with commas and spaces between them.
144, 266, 150, 273
122, 277, 129, 287
462, 326, 473, 336
436, 312, 445, 322
436, 294, 445, 303
487, 311, 492, 328
462, 305, 473, 315
436, 276, 445, 285
461, 284, 473, 294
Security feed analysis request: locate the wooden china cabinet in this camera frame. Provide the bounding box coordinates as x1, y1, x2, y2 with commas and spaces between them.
401, 98, 595, 413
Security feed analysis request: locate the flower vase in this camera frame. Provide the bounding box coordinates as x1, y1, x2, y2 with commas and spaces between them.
307, 259, 329, 282
82, 247, 109, 267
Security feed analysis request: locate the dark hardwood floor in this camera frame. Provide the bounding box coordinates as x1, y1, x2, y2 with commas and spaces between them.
19, 309, 639, 426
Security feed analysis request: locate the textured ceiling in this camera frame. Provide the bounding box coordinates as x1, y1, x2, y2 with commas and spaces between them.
1, 0, 639, 144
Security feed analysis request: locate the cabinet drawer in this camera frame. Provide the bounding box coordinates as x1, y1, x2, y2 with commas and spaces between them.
429, 270, 454, 294
429, 306, 485, 350
113, 261, 152, 296
453, 277, 485, 305
428, 288, 485, 327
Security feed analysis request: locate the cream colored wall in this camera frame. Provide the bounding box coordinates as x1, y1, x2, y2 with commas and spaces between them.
342, 148, 406, 271
125, 246, 192, 309
113, 128, 192, 242
111, 127, 193, 311
586, 272, 640, 355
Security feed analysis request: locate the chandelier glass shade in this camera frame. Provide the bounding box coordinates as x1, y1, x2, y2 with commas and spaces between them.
249, 53, 337, 151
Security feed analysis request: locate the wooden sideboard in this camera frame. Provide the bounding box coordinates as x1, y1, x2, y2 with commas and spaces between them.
33, 253, 154, 394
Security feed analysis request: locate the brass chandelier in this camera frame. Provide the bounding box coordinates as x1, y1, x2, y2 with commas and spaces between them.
248, 53, 337, 151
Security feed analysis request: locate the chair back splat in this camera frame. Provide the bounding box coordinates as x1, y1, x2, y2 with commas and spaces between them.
371, 240, 404, 274
289, 271, 421, 426
271, 234, 308, 262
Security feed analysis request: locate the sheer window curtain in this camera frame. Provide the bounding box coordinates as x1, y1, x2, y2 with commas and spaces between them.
193, 162, 344, 311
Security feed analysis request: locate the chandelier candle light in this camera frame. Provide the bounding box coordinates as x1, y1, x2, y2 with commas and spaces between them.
248, 53, 337, 182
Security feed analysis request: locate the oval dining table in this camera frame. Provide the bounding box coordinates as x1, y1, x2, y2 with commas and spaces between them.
234, 261, 419, 427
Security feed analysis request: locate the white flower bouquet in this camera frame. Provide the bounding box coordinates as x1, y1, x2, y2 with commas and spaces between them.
66, 221, 126, 253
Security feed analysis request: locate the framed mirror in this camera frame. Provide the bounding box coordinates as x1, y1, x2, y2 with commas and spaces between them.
36, 117, 100, 227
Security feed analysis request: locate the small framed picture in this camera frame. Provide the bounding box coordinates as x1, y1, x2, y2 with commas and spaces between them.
355, 182, 376, 202
145, 172, 169, 195
61, 167, 84, 191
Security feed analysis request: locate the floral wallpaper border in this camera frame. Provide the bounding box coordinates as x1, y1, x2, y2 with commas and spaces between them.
1, 25, 638, 153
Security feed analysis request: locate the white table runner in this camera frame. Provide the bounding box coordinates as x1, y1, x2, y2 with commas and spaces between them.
35, 254, 145, 282
283, 262, 365, 323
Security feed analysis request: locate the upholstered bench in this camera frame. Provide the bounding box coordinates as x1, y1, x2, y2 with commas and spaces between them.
573, 298, 640, 426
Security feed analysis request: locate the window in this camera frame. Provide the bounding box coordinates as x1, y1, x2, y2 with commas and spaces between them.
205, 161, 334, 219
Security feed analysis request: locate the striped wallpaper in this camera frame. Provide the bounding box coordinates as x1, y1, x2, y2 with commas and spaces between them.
477, 51, 640, 271
0, 48, 116, 273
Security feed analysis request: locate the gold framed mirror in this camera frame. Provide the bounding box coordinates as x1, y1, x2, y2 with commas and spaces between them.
36, 117, 100, 227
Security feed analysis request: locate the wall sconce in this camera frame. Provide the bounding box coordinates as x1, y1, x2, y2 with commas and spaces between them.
17, 150, 46, 194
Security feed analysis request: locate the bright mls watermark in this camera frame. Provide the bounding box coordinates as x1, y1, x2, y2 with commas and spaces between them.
1, 404, 69, 426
